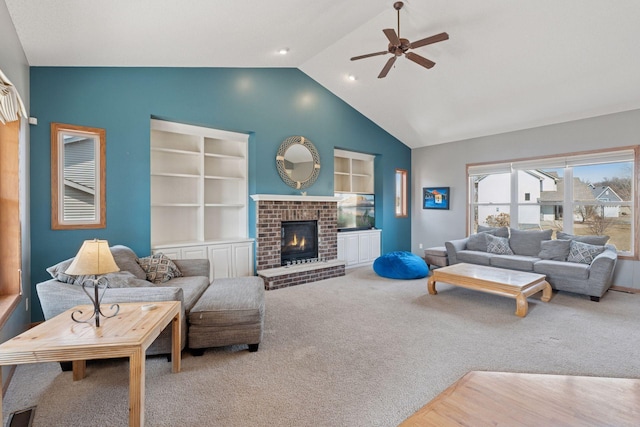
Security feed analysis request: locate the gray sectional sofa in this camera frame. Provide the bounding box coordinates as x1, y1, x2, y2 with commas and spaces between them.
445, 227, 618, 301
36, 245, 264, 357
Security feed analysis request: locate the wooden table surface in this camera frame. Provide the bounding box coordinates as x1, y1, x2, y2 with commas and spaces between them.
400, 371, 640, 426
428, 263, 552, 316
0, 301, 181, 427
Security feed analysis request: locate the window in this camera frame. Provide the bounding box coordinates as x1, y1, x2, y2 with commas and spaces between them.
51, 123, 106, 229
395, 169, 407, 217
468, 148, 636, 256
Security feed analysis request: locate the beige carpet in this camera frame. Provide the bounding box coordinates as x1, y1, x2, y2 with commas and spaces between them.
3, 267, 639, 426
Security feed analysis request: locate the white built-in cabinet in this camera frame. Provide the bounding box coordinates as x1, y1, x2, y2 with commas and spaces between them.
150, 119, 253, 280
337, 229, 381, 268
334, 149, 375, 194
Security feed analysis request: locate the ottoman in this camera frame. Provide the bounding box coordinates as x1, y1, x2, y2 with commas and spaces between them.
188, 276, 265, 355
424, 246, 449, 270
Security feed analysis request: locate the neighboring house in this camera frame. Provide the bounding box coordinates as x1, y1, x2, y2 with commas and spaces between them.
590, 185, 622, 218
539, 180, 622, 221
476, 170, 557, 227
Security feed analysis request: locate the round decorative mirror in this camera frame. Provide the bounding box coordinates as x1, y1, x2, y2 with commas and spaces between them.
276, 136, 321, 189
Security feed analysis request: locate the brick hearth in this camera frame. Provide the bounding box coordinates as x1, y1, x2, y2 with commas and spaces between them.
251, 195, 345, 290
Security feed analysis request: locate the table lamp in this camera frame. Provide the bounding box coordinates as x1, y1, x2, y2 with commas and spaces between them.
65, 239, 120, 327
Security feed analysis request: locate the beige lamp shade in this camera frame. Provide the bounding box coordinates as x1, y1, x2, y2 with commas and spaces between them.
65, 239, 120, 275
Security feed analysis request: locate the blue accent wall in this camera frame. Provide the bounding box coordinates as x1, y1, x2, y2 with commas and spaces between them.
29, 67, 411, 321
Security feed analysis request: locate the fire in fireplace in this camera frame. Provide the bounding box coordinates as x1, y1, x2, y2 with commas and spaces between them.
281, 220, 318, 265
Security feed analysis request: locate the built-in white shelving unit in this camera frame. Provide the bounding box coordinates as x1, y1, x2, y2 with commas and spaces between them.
334, 149, 375, 194
150, 119, 253, 279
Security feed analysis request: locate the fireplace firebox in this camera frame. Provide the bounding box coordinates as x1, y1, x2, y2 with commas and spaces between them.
281, 220, 318, 265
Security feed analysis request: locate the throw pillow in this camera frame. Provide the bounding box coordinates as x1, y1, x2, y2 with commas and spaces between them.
466, 233, 488, 252
509, 228, 553, 257
136, 253, 183, 283
46, 257, 96, 285
485, 234, 514, 255
556, 232, 609, 246
110, 245, 148, 280
567, 240, 605, 264
538, 239, 571, 261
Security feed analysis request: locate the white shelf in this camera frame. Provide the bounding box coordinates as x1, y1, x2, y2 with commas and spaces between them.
151, 119, 249, 247
334, 149, 375, 193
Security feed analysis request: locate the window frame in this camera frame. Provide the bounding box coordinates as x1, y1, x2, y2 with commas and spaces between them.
395, 168, 408, 217
467, 146, 638, 259
51, 123, 106, 230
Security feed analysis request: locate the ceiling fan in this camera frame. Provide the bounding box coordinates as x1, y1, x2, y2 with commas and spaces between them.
351, 1, 449, 78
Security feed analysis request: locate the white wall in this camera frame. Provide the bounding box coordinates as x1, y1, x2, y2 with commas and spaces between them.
0, 0, 31, 387
412, 109, 640, 289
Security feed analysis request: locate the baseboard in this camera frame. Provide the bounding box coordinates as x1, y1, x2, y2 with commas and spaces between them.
610, 285, 640, 294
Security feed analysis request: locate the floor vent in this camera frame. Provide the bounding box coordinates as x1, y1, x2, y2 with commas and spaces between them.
6, 407, 35, 427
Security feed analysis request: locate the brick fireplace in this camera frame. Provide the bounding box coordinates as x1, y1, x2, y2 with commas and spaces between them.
251, 195, 346, 290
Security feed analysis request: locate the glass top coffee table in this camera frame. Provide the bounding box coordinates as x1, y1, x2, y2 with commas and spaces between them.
427, 263, 552, 317
0, 301, 181, 427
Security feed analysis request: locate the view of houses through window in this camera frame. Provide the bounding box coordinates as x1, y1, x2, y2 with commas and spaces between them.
469, 149, 635, 254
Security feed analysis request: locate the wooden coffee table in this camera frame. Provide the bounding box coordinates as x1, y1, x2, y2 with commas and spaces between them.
0, 301, 181, 427
427, 263, 552, 317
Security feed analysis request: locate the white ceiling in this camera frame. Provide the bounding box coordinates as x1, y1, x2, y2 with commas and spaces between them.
6, 0, 640, 149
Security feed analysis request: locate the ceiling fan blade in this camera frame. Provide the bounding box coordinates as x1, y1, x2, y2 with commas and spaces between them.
410, 32, 449, 49
378, 56, 397, 79
350, 51, 389, 61
405, 52, 435, 69
383, 28, 400, 46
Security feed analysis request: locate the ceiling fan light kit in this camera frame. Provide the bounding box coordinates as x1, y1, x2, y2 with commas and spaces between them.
351, 1, 448, 78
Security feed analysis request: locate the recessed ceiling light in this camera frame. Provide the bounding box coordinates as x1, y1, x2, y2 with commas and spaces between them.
278, 48, 289, 55
348, 74, 357, 81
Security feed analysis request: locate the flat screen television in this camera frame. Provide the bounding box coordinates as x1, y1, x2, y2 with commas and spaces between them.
336, 193, 375, 231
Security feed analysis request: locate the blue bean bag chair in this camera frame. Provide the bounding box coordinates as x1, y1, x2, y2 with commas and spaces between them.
373, 251, 429, 280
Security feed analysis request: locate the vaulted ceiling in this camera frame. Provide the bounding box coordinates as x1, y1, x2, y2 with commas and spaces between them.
6, 0, 640, 148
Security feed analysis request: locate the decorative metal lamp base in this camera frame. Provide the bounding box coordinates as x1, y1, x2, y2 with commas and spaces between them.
71, 278, 119, 327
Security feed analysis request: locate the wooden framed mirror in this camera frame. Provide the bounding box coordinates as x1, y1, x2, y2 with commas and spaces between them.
51, 123, 106, 229
275, 136, 321, 189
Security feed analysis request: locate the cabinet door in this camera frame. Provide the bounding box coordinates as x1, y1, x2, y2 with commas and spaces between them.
153, 248, 181, 260
209, 244, 232, 279
370, 231, 381, 260
358, 233, 371, 263
345, 234, 359, 266
337, 235, 346, 262
232, 242, 253, 277
181, 246, 207, 259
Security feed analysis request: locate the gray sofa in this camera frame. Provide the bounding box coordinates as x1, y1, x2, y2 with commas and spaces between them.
445, 227, 618, 301
36, 245, 264, 356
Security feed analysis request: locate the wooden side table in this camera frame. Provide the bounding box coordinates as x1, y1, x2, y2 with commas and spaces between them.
0, 301, 181, 427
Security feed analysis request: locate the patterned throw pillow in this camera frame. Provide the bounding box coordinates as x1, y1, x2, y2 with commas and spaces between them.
567, 240, 605, 264
136, 253, 183, 283
485, 234, 514, 255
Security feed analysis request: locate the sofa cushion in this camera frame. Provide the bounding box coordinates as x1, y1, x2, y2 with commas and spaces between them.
456, 250, 492, 266
477, 225, 510, 238
137, 253, 183, 284
567, 240, 605, 264
101, 271, 152, 288
466, 233, 488, 252
538, 239, 571, 261
486, 234, 514, 255
156, 275, 210, 312
490, 255, 538, 272
534, 260, 590, 280
509, 228, 553, 257
556, 232, 609, 246
110, 245, 147, 280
